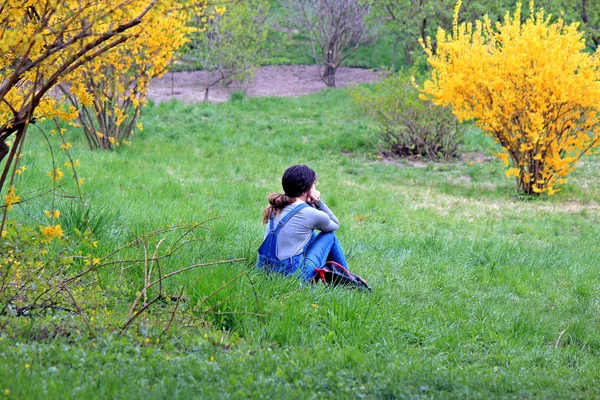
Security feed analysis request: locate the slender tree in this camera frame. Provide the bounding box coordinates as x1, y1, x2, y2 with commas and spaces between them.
282, 0, 374, 87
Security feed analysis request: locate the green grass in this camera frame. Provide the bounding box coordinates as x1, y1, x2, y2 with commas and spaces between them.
1, 89, 600, 398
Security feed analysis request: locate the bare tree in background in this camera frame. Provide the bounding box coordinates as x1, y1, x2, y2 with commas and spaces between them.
282, 0, 374, 87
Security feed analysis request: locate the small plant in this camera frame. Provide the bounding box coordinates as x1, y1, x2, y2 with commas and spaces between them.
351, 73, 464, 160
230, 90, 247, 102
187, 1, 268, 101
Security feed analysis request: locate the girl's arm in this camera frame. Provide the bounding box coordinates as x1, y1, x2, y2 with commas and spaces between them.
311, 200, 340, 232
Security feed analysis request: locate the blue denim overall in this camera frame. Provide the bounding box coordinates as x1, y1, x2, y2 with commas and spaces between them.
257, 203, 311, 280
257, 203, 350, 282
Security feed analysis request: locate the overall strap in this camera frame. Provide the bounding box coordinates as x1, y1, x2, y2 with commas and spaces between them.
272, 203, 309, 234
269, 211, 275, 231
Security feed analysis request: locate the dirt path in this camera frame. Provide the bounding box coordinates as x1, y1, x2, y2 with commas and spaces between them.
147, 65, 386, 104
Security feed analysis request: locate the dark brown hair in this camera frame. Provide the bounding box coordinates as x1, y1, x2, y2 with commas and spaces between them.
262, 165, 316, 223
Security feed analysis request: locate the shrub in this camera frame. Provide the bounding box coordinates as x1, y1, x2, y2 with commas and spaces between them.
351, 73, 464, 161
420, 1, 600, 195
0, 0, 170, 190
61, 2, 201, 150
187, 1, 268, 101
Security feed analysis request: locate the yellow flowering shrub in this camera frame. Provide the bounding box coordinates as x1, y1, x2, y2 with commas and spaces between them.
0, 0, 150, 193
0, 219, 99, 318
64, 1, 204, 150
420, 1, 600, 195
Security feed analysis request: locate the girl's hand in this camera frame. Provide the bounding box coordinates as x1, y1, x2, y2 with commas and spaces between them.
307, 188, 320, 204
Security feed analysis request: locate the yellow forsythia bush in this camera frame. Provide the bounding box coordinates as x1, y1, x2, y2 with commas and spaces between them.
420, 1, 600, 195
65, 1, 203, 150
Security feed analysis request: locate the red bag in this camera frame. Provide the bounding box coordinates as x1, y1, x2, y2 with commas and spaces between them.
313, 261, 371, 291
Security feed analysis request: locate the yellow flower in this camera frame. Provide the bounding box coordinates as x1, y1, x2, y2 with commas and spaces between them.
39, 225, 64, 243
64, 162, 72, 168
97, 132, 104, 139
209, 356, 215, 362
74, 160, 80, 167
78, 178, 85, 185
4, 186, 20, 210
215, 6, 226, 15
47, 168, 64, 182
25, 364, 30, 369
108, 137, 115, 144
144, 338, 150, 343
44, 209, 60, 219
505, 168, 520, 178
60, 142, 73, 150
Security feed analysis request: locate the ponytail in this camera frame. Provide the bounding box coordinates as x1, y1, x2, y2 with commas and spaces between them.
262, 193, 295, 223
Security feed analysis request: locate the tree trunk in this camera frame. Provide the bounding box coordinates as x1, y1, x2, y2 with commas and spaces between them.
0, 141, 8, 164
322, 39, 338, 88
323, 64, 337, 87
392, 36, 402, 72
0, 127, 25, 194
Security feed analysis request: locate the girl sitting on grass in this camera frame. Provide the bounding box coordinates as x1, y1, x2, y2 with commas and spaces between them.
257, 164, 351, 282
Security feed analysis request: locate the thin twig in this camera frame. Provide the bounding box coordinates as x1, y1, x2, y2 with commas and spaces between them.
121, 294, 161, 333
163, 285, 185, 335
555, 328, 567, 349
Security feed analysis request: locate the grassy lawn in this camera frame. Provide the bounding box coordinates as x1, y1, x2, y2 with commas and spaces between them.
1, 89, 599, 398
